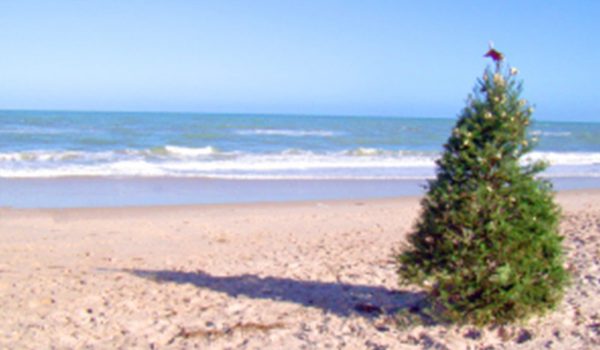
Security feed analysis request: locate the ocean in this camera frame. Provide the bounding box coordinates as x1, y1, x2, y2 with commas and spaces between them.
1, 110, 599, 207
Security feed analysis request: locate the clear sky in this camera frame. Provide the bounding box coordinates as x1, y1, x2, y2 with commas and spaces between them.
0, 1, 599, 121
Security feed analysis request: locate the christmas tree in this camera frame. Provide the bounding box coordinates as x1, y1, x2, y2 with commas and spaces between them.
397, 46, 569, 325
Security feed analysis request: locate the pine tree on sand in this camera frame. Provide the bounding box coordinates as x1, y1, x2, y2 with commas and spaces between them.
397, 46, 569, 326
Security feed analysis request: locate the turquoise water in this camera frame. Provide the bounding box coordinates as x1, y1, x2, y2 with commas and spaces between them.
1, 110, 599, 180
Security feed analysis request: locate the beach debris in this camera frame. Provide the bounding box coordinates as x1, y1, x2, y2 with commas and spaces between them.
463, 328, 482, 340
174, 321, 286, 340
354, 303, 383, 315
515, 328, 533, 343
364, 339, 389, 350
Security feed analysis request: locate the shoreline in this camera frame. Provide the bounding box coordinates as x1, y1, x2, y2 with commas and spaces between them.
0, 187, 598, 213
2, 177, 600, 209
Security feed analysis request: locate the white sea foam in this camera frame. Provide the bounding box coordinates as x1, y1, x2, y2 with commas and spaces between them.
530, 130, 572, 137
163, 145, 220, 157
0, 150, 114, 162
346, 147, 382, 156
0, 146, 224, 163
0, 148, 598, 179
525, 152, 600, 165
235, 129, 339, 137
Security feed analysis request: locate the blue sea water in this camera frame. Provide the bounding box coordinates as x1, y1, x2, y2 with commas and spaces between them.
0, 110, 599, 181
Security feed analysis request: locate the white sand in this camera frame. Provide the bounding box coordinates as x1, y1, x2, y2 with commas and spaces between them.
0, 191, 599, 349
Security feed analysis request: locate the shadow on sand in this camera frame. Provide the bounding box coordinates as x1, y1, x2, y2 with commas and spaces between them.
123, 268, 426, 318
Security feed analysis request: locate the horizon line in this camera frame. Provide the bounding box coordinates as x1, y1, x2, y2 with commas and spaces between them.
0, 107, 594, 123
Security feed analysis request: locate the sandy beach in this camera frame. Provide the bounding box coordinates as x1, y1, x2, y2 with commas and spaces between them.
1, 190, 599, 349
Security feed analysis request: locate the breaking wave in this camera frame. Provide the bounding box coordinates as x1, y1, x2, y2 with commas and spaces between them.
0, 146, 598, 179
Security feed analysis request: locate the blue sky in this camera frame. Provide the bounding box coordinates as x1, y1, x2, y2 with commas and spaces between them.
0, 1, 598, 121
